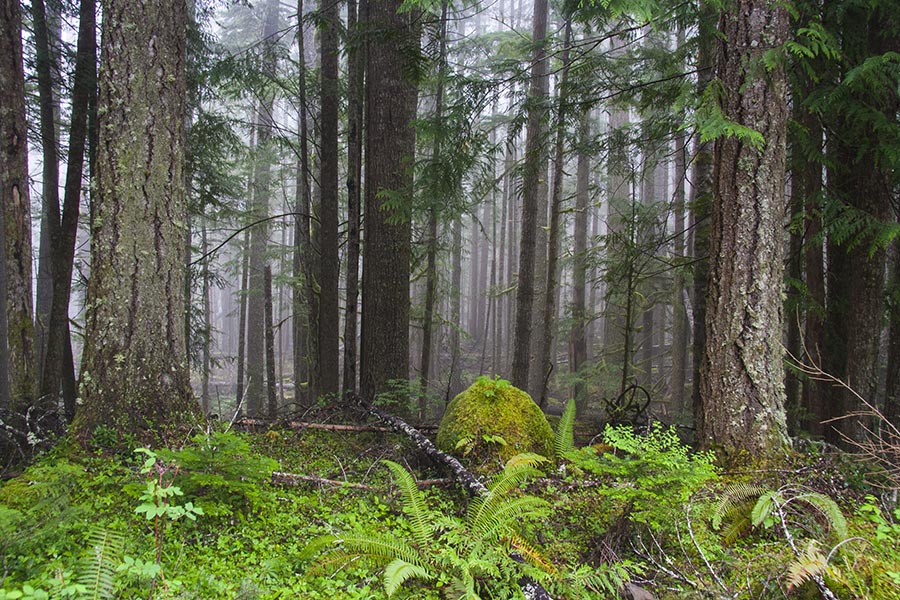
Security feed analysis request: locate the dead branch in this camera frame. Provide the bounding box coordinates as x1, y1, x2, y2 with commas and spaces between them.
236, 417, 438, 433
271, 470, 452, 490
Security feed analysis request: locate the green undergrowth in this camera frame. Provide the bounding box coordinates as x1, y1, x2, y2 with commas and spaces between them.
0, 423, 897, 599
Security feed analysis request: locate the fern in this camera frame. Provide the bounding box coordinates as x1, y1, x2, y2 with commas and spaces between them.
76, 527, 125, 600
787, 540, 828, 593
382, 460, 433, 549
467, 456, 546, 540
712, 482, 770, 531
554, 399, 576, 458
383, 558, 434, 597
300, 455, 553, 598
792, 491, 848, 541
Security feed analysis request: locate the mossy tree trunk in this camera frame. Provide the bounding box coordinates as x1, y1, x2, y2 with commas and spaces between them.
699, 0, 790, 459
0, 0, 36, 414
73, 0, 196, 441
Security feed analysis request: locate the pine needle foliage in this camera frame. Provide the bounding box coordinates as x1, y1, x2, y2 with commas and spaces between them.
301, 455, 552, 598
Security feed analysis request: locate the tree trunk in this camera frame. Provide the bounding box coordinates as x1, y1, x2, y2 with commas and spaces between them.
201, 223, 211, 414
360, 0, 419, 403
1, 0, 36, 413
317, 0, 340, 397
670, 126, 688, 418
448, 218, 463, 401
419, 1, 449, 420
245, 0, 280, 416
265, 265, 277, 418
342, 0, 363, 396
74, 0, 196, 441
295, 0, 319, 405
800, 123, 825, 436
570, 113, 591, 414
42, 0, 95, 412
699, 0, 790, 459
511, 0, 549, 390
236, 228, 250, 413
31, 0, 59, 387
537, 17, 573, 407
690, 2, 716, 434
886, 240, 900, 429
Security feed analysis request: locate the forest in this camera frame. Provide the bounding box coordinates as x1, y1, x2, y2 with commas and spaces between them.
1, 0, 899, 598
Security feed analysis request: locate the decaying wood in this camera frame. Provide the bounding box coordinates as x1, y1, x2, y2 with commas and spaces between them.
272, 470, 452, 490
236, 417, 437, 433
347, 392, 487, 497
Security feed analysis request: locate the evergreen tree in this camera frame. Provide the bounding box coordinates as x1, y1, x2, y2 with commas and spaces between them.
74, 0, 197, 441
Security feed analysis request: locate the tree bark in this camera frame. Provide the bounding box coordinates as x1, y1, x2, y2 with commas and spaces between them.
342, 0, 364, 396
511, 0, 549, 389
1, 0, 36, 413
699, 0, 790, 459
42, 0, 95, 414
360, 0, 419, 403
73, 0, 197, 441
31, 0, 60, 387
318, 0, 340, 397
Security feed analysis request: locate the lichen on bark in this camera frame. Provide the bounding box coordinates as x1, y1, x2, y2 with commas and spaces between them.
72, 0, 196, 443
699, 0, 791, 461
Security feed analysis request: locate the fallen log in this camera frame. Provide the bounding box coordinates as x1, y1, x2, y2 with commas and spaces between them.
271, 470, 453, 490
347, 392, 553, 600
236, 417, 438, 433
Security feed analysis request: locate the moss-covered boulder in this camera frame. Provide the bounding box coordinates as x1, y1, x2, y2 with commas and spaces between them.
436, 376, 554, 471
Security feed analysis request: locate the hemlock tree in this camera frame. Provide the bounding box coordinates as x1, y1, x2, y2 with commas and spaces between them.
318, 0, 340, 397
359, 0, 419, 402
698, 0, 790, 459
74, 0, 197, 440
511, 0, 550, 390
0, 0, 36, 413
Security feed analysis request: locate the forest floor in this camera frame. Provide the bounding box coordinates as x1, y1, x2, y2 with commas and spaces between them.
1, 420, 898, 599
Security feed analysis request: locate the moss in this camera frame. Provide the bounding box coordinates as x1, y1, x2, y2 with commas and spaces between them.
436, 377, 554, 472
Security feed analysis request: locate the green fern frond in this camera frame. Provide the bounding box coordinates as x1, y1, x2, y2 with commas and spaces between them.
298, 534, 339, 561
471, 496, 549, 543
302, 533, 425, 576
77, 527, 125, 600
721, 513, 752, 545
791, 491, 848, 541
712, 482, 770, 530
383, 558, 434, 596
467, 460, 545, 539
382, 460, 434, 548
787, 539, 827, 592
554, 399, 576, 458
